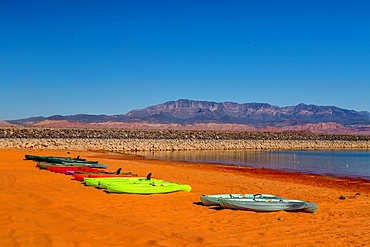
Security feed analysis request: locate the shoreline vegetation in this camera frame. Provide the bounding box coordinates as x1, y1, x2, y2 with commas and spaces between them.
0, 127, 369, 151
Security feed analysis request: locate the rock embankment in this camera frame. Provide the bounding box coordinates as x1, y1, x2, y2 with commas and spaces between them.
0, 127, 369, 151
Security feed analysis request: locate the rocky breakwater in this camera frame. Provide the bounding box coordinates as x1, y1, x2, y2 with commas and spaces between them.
0, 127, 369, 151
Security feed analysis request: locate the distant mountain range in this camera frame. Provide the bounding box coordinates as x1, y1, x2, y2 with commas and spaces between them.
2, 99, 370, 134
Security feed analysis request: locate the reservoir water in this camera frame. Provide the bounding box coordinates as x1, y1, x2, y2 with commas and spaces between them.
132, 149, 370, 180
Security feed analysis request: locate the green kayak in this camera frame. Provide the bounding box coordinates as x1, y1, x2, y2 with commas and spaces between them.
98, 178, 165, 189
47, 158, 98, 164
106, 181, 192, 194
25, 154, 86, 162
84, 172, 155, 187
84, 176, 157, 187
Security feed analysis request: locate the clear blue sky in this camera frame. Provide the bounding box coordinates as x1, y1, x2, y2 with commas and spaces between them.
1, 0, 369, 120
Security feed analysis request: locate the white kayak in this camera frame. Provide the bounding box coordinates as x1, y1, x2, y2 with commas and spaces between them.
200, 193, 284, 206
218, 197, 318, 213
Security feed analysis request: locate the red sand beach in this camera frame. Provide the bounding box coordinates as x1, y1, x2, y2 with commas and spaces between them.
1, 148, 370, 247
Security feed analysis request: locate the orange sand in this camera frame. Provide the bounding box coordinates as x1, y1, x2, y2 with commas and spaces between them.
1, 148, 370, 247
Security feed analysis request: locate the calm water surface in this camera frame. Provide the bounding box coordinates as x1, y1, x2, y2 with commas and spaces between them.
132, 150, 370, 180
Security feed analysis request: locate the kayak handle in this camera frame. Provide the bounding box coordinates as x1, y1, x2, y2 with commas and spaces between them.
253, 194, 263, 201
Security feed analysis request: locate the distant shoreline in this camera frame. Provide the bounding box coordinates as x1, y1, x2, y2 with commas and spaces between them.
0, 127, 369, 151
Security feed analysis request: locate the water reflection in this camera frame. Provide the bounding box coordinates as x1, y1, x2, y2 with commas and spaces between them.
130, 150, 370, 179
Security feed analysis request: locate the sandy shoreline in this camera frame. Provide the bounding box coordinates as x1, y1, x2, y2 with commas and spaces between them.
1, 148, 370, 246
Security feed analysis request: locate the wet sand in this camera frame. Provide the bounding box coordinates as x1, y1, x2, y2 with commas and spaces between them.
1, 148, 370, 247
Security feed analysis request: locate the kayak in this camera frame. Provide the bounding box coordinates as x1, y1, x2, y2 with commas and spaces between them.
106, 181, 192, 194
200, 194, 284, 206
73, 170, 137, 181
37, 162, 85, 170
84, 176, 154, 187
43, 157, 98, 164
98, 178, 165, 189
25, 154, 86, 162
26, 154, 99, 165
84, 173, 154, 187
75, 167, 122, 175
218, 197, 318, 213
62, 162, 108, 169
64, 167, 105, 174
74, 173, 97, 181
65, 170, 74, 175
37, 161, 108, 169
47, 166, 105, 174
87, 173, 138, 178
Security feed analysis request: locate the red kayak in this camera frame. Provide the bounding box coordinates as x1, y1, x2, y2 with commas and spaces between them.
88, 173, 138, 178
73, 168, 137, 181
74, 173, 92, 181
48, 166, 105, 174
47, 166, 83, 172
62, 167, 105, 175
